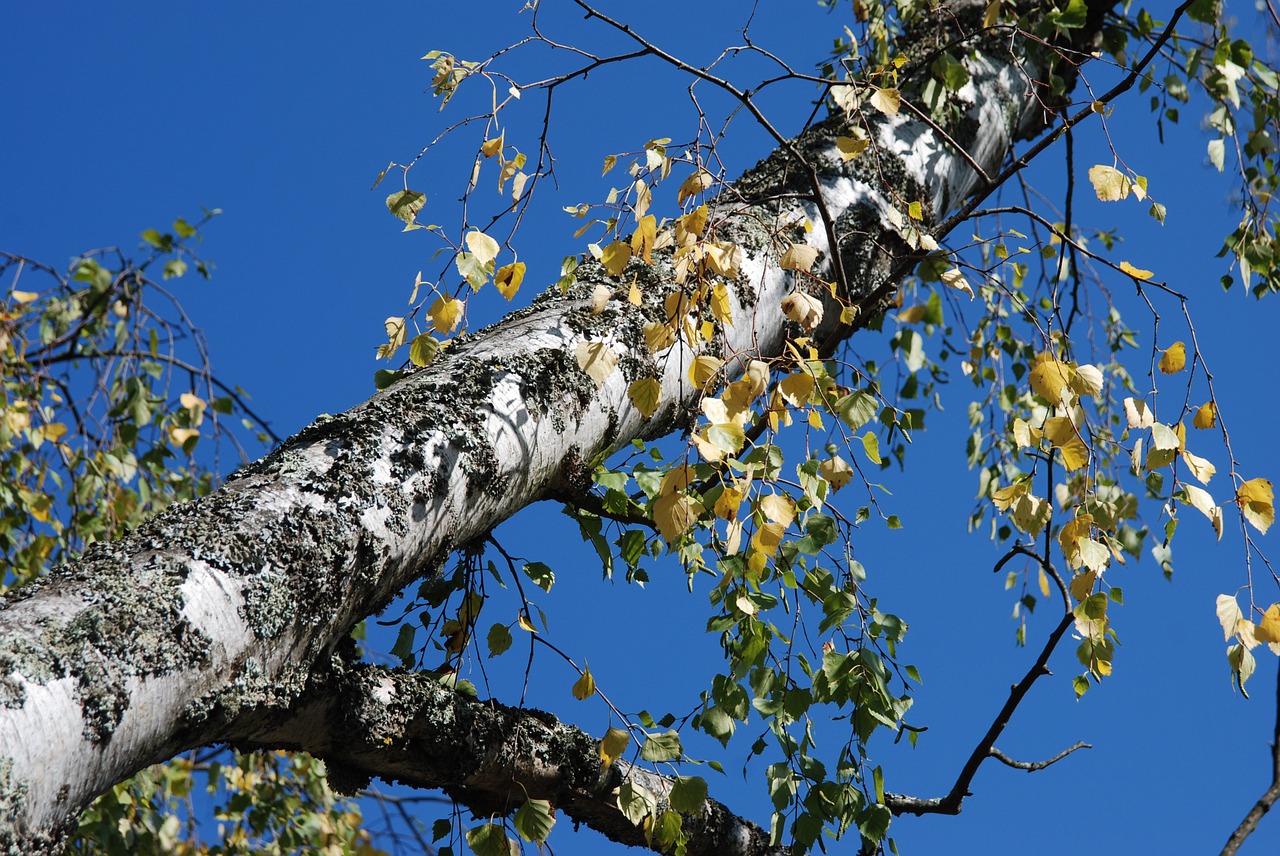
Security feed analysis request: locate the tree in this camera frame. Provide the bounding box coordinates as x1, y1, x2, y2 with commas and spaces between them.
4, 0, 1280, 853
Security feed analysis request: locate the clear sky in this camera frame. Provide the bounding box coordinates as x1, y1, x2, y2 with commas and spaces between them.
5, 2, 1280, 854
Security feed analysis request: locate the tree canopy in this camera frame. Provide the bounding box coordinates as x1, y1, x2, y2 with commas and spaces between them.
5, 1, 1280, 854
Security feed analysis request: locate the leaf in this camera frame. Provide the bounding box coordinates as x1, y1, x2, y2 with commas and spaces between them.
576, 341, 619, 388
602, 241, 632, 277
1124, 397, 1154, 429
759, 493, 796, 528
869, 87, 901, 115
514, 799, 556, 844
1087, 165, 1132, 201
1043, 417, 1088, 471
628, 378, 662, 419
781, 292, 823, 332
677, 169, 715, 206
487, 622, 513, 656
386, 190, 427, 224
1218, 594, 1244, 640
1029, 356, 1074, 406
376, 316, 407, 360
1256, 604, 1280, 644
780, 243, 819, 272
861, 431, 882, 465
599, 727, 630, 768
617, 782, 657, 826
481, 135, 503, 157
820, 456, 853, 491
640, 730, 683, 762
572, 665, 596, 700
1118, 260, 1153, 280
689, 355, 723, 390
669, 776, 708, 813
836, 391, 878, 430
1150, 422, 1180, 451
653, 492, 697, 543
494, 262, 526, 300
631, 215, 657, 264
1193, 401, 1217, 429
835, 134, 870, 160
428, 295, 463, 334
1182, 485, 1224, 539
1158, 341, 1186, 374
465, 230, 500, 266
409, 334, 440, 367
940, 267, 974, 298
466, 823, 515, 856
1237, 478, 1275, 534
1208, 138, 1225, 172
523, 561, 555, 592
1181, 449, 1216, 484
710, 282, 733, 325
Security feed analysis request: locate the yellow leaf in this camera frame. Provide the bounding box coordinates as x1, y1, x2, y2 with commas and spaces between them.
465, 230, 500, 266
992, 482, 1027, 511
1087, 164, 1132, 202
576, 341, 619, 388
779, 371, 815, 407
1029, 355, 1075, 406
908, 201, 923, 220
869, 87, 901, 115
599, 727, 630, 768
10, 290, 39, 304
631, 215, 657, 264
494, 262, 526, 300
710, 283, 733, 326
180, 392, 206, 412
653, 492, 698, 543
1059, 514, 1094, 570
750, 521, 786, 557
714, 487, 744, 521
1069, 570, 1096, 601
835, 134, 870, 160
572, 665, 596, 700
1237, 478, 1275, 534
1182, 484, 1223, 539
169, 426, 199, 447
590, 284, 612, 315
1043, 417, 1088, 471
1158, 341, 1186, 374
602, 241, 632, 277
481, 134, 503, 157
377, 316, 407, 360
627, 378, 662, 419
897, 304, 927, 323
704, 241, 742, 278
677, 170, 715, 206
517, 613, 537, 633
1118, 260, 1153, 280
428, 295, 463, 334
632, 179, 652, 219
983, 0, 1002, 28
643, 322, 676, 354
628, 277, 643, 306
759, 493, 796, 528
1193, 401, 1217, 429
861, 431, 881, 465
807, 410, 824, 430
1038, 568, 1051, 598
689, 355, 723, 390
1256, 604, 1280, 644
780, 243, 820, 273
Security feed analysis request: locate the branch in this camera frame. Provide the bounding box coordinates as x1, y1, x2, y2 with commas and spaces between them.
230, 661, 786, 856
1221, 657, 1280, 855
884, 607, 1079, 816
988, 741, 1091, 772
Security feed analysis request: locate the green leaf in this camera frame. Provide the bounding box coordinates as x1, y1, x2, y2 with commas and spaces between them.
640, 730, 683, 762
386, 189, 427, 224
465, 822, 514, 856
374, 369, 404, 390
669, 776, 708, 813
390, 623, 416, 668
861, 432, 882, 465
486, 622, 512, 657
617, 781, 656, 825
836, 391, 878, 430
409, 334, 440, 367
523, 561, 555, 592
163, 259, 187, 280
513, 799, 555, 843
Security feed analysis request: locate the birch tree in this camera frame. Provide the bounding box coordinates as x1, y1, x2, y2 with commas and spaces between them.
4, 0, 1279, 853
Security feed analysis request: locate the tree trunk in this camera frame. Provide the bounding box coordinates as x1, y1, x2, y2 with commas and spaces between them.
0, 2, 1105, 849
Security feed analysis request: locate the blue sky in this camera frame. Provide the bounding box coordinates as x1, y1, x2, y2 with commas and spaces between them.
5, 2, 1280, 854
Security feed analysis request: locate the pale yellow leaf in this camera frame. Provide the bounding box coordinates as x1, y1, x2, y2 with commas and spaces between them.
465, 230, 500, 266
677, 170, 715, 206
759, 493, 796, 528
599, 727, 630, 769
689, 355, 723, 389
576, 341, 619, 388
869, 87, 901, 115
1124, 397, 1154, 429
590, 284, 612, 315
1181, 449, 1216, 484
1218, 594, 1245, 641
820, 456, 853, 491
780, 243, 820, 272
835, 134, 870, 161
1087, 164, 1132, 202
781, 292, 823, 332
940, 267, 974, 298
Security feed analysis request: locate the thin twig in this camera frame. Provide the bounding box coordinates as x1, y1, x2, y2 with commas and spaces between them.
1221, 657, 1280, 855
989, 741, 1091, 772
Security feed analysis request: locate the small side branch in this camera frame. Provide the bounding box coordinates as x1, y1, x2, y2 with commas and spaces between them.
884, 610, 1079, 816
1221, 658, 1280, 855
989, 742, 1091, 772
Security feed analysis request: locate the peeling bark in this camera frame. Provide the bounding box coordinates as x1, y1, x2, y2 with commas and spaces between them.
0, 2, 1110, 850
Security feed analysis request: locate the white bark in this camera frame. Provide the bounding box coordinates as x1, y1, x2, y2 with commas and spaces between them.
0, 4, 1088, 850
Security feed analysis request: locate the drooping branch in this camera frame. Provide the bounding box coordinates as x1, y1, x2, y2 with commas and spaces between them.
229, 659, 786, 856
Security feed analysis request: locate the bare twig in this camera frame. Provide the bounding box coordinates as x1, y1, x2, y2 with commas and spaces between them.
1221, 658, 1280, 855
989, 741, 1091, 772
